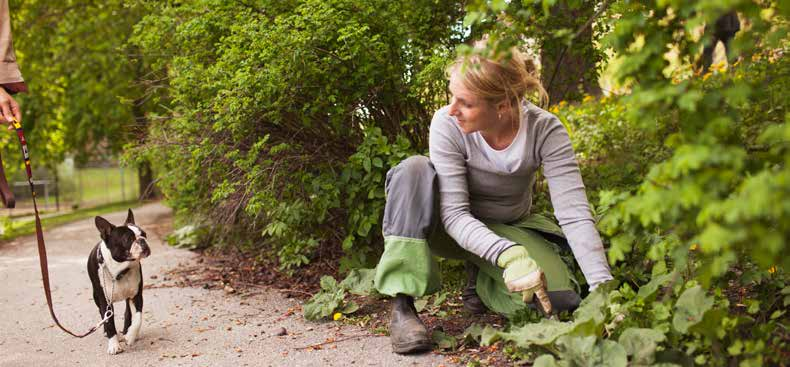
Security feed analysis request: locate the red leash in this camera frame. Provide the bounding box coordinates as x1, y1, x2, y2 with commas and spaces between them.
7, 117, 110, 337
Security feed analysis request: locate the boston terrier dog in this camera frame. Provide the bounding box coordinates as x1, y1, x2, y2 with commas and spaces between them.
86, 209, 151, 354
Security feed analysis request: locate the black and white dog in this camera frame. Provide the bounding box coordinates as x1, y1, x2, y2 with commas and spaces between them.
86, 209, 151, 354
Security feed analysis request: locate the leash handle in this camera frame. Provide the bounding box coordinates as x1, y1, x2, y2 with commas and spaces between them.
11, 118, 107, 338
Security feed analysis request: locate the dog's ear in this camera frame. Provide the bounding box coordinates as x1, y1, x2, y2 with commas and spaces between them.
124, 209, 135, 225
95, 216, 115, 240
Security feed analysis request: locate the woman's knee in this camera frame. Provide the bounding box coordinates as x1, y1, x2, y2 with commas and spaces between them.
385, 155, 436, 191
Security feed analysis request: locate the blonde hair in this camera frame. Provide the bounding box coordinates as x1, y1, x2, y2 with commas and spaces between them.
448, 46, 549, 115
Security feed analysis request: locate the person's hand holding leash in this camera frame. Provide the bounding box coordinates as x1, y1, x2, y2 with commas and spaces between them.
0, 87, 21, 130
497, 246, 553, 315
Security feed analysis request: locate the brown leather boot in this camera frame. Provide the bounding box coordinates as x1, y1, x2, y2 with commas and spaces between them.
462, 261, 489, 314
389, 294, 432, 354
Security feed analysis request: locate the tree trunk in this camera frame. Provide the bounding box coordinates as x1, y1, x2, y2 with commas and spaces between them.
137, 161, 159, 200
129, 44, 160, 201
540, 2, 601, 105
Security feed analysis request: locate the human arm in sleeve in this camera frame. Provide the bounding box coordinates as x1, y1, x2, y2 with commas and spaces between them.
0, 0, 26, 126
538, 117, 613, 289
428, 112, 517, 265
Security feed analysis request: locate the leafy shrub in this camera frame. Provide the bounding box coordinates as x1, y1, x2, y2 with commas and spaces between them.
129, 0, 462, 271
462, 1, 790, 365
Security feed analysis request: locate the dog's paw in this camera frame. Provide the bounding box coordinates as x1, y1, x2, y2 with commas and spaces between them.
107, 336, 124, 355
126, 312, 143, 347
125, 333, 137, 346
117, 333, 126, 343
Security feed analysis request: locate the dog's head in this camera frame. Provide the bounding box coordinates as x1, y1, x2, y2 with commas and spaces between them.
95, 209, 151, 262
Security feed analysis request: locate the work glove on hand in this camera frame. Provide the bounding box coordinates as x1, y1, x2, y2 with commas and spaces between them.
497, 246, 552, 314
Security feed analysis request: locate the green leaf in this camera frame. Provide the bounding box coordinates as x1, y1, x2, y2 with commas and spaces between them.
677, 90, 703, 112
637, 272, 675, 300
341, 301, 359, 314
597, 340, 628, 367
461, 323, 484, 345
320, 275, 338, 291
339, 268, 376, 296
491, 0, 507, 12
303, 287, 345, 321
432, 292, 448, 307
672, 286, 714, 334
573, 289, 608, 326
533, 354, 560, 367
431, 330, 457, 350
414, 298, 428, 313
556, 336, 627, 367
618, 328, 666, 365
480, 325, 504, 346
745, 299, 760, 315
609, 233, 635, 263
372, 157, 383, 168
501, 319, 576, 348
727, 339, 743, 356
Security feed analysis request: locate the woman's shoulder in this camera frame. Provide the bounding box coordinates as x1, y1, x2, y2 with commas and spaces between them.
430, 105, 461, 133
524, 101, 566, 136
524, 101, 562, 126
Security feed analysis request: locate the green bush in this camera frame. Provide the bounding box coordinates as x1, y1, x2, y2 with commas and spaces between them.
462, 0, 790, 364
497, 52, 790, 367
129, 0, 462, 271
132, 0, 789, 364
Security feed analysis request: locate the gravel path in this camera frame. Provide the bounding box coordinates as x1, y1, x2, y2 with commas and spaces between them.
0, 202, 453, 367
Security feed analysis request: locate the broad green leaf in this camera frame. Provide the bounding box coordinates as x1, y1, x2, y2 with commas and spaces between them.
341, 301, 359, 314
533, 354, 560, 367
480, 325, 504, 346
618, 328, 666, 365
432, 292, 448, 307
461, 323, 484, 344
339, 268, 376, 296
414, 298, 428, 313
556, 336, 627, 367
597, 340, 628, 367
637, 272, 675, 300
502, 319, 576, 348
320, 275, 339, 291
431, 330, 457, 350
303, 288, 345, 321
672, 286, 714, 333
573, 290, 608, 326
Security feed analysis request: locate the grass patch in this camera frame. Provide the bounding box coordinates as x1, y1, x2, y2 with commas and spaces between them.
72, 167, 139, 205
1, 200, 142, 240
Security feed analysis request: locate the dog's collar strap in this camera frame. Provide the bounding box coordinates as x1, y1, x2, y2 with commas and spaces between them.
97, 245, 129, 281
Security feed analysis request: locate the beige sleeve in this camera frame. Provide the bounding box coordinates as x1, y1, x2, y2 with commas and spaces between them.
0, 0, 25, 85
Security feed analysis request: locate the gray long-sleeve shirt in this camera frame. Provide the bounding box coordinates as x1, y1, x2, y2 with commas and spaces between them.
428, 101, 613, 288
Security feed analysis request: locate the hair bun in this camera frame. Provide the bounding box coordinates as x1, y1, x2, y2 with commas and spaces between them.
523, 58, 538, 78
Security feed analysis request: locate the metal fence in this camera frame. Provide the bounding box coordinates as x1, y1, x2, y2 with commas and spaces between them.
2, 159, 139, 216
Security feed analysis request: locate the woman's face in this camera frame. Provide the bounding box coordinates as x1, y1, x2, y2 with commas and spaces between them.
448, 73, 500, 135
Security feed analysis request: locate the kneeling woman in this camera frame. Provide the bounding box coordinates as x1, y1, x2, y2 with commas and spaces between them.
374, 47, 614, 354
